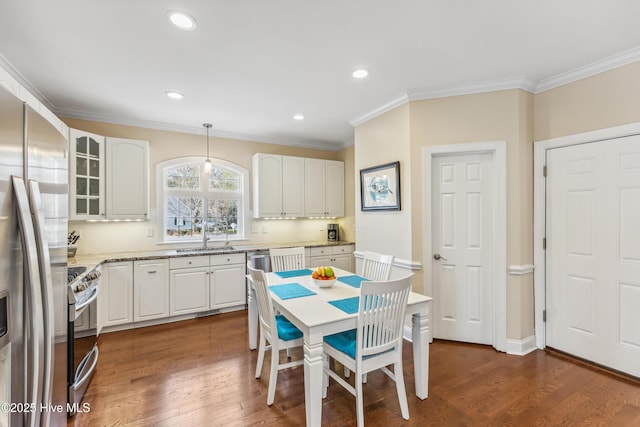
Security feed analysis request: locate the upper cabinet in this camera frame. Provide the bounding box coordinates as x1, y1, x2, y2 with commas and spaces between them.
106, 137, 149, 220
69, 129, 106, 220
69, 129, 149, 221
253, 153, 344, 219
252, 154, 305, 218
304, 158, 344, 217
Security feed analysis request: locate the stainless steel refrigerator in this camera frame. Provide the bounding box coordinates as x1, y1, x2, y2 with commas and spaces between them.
0, 81, 69, 426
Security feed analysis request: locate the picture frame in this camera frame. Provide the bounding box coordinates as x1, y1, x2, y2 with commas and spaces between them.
360, 161, 401, 211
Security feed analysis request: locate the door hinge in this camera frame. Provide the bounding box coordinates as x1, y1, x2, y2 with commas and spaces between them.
543, 165, 547, 177
543, 237, 546, 250
543, 310, 547, 322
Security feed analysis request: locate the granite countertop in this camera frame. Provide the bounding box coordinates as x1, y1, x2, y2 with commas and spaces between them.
68, 240, 354, 271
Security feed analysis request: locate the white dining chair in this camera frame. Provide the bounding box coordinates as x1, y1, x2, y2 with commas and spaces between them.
247, 261, 304, 405
344, 250, 396, 381
360, 250, 394, 281
269, 246, 306, 272
323, 274, 413, 427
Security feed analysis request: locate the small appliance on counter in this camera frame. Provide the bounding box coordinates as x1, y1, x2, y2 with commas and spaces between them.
327, 223, 339, 242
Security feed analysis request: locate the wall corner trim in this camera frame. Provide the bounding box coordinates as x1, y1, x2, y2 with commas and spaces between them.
506, 336, 538, 356
508, 264, 535, 275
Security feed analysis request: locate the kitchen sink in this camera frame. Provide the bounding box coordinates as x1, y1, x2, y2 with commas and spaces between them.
176, 246, 236, 253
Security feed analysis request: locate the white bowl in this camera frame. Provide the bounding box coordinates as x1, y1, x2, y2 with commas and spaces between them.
313, 278, 336, 288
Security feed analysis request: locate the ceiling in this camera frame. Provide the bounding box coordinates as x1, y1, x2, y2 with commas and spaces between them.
1, 1, 640, 151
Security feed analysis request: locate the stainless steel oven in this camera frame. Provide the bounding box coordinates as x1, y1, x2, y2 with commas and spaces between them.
67, 265, 100, 416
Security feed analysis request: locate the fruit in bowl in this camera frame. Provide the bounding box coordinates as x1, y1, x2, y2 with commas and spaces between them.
311, 266, 337, 288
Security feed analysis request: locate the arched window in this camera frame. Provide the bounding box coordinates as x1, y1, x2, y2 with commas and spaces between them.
158, 157, 247, 242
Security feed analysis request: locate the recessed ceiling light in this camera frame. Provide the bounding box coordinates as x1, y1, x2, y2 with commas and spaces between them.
167, 11, 197, 30
293, 114, 305, 121
165, 91, 184, 99
352, 68, 370, 79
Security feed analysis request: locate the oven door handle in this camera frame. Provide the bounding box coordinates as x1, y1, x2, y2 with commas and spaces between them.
75, 285, 100, 312
73, 345, 99, 389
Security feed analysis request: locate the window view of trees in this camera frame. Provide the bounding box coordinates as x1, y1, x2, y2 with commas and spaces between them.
164, 162, 243, 240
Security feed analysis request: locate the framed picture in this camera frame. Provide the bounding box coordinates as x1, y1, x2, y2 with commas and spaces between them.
360, 161, 401, 211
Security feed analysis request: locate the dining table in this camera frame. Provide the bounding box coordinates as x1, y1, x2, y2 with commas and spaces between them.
246, 267, 432, 427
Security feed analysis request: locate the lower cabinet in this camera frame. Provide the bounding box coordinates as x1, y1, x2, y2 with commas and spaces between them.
134, 259, 169, 321
309, 245, 354, 272
210, 254, 246, 309
169, 256, 210, 316
169, 253, 246, 316
100, 261, 134, 328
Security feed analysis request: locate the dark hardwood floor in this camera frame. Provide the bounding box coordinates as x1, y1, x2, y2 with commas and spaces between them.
67, 311, 640, 426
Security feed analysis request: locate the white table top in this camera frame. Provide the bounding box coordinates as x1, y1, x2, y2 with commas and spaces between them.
266, 268, 432, 333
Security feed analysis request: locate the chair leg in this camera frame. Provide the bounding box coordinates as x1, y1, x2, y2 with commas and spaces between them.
255, 333, 266, 379
286, 347, 292, 360
266, 347, 279, 405
343, 366, 350, 378
355, 372, 365, 427
394, 360, 409, 420
322, 354, 329, 399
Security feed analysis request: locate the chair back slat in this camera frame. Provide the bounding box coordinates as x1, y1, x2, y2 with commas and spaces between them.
247, 261, 276, 338
358, 274, 412, 358
270, 246, 306, 272
360, 251, 394, 281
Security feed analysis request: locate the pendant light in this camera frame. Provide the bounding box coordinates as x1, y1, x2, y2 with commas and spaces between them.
203, 123, 212, 173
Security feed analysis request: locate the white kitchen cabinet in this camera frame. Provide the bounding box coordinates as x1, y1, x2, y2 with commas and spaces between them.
210, 253, 246, 309
134, 259, 169, 321
309, 245, 354, 272
100, 261, 134, 328
106, 137, 149, 220
304, 158, 344, 217
69, 129, 106, 220
253, 153, 305, 218
169, 256, 210, 316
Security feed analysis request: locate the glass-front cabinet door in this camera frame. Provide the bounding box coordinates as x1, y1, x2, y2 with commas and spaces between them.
69, 129, 105, 220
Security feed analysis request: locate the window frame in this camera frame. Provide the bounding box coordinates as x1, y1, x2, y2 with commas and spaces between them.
157, 156, 249, 243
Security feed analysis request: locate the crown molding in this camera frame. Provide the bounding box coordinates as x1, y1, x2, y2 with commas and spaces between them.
55, 108, 348, 151
349, 93, 410, 127
534, 46, 640, 93
408, 76, 537, 101
350, 76, 536, 128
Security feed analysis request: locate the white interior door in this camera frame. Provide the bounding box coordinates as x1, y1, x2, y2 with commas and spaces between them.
546, 135, 640, 377
432, 152, 493, 344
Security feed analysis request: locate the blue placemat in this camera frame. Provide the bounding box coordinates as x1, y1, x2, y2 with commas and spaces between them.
274, 268, 313, 278
337, 275, 370, 288
328, 296, 360, 314
269, 283, 316, 300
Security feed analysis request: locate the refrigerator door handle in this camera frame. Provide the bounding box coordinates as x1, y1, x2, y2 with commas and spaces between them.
12, 176, 45, 427
28, 179, 56, 424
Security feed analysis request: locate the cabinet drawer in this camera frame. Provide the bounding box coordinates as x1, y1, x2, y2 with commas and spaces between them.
310, 247, 332, 257
210, 253, 245, 266
332, 245, 353, 255
170, 256, 209, 269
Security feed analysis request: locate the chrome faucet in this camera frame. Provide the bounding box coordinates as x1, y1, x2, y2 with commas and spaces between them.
202, 219, 210, 249
223, 219, 231, 247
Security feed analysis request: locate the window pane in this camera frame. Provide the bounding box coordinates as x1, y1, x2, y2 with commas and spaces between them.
206, 199, 239, 236
89, 138, 100, 157
76, 198, 87, 214
76, 177, 87, 196
208, 167, 240, 191
166, 165, 201, 189
166, 196, 204, 237
76, 157, 87, 175
76, 137, 87, 154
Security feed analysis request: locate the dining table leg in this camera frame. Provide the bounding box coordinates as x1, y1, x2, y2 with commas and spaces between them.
303, 336, 325, 427
412, 307, 431, 399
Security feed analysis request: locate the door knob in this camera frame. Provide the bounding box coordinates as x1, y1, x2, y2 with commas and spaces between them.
433, 253, 447, 261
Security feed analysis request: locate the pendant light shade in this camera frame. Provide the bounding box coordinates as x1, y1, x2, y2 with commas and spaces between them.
203, 123, 212, 173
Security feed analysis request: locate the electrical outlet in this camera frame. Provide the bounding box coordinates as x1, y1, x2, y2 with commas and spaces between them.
147, 228, 154, 237
251, 225, 260, 234
262, 225, 268, 234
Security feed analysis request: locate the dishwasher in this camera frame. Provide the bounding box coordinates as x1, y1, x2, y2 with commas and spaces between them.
246, 249, 271, 350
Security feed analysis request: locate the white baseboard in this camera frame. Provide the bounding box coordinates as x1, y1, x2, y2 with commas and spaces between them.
506, 335, 538, 356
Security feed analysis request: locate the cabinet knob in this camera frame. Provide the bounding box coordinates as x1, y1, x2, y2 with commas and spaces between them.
148, 270, 157, 274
